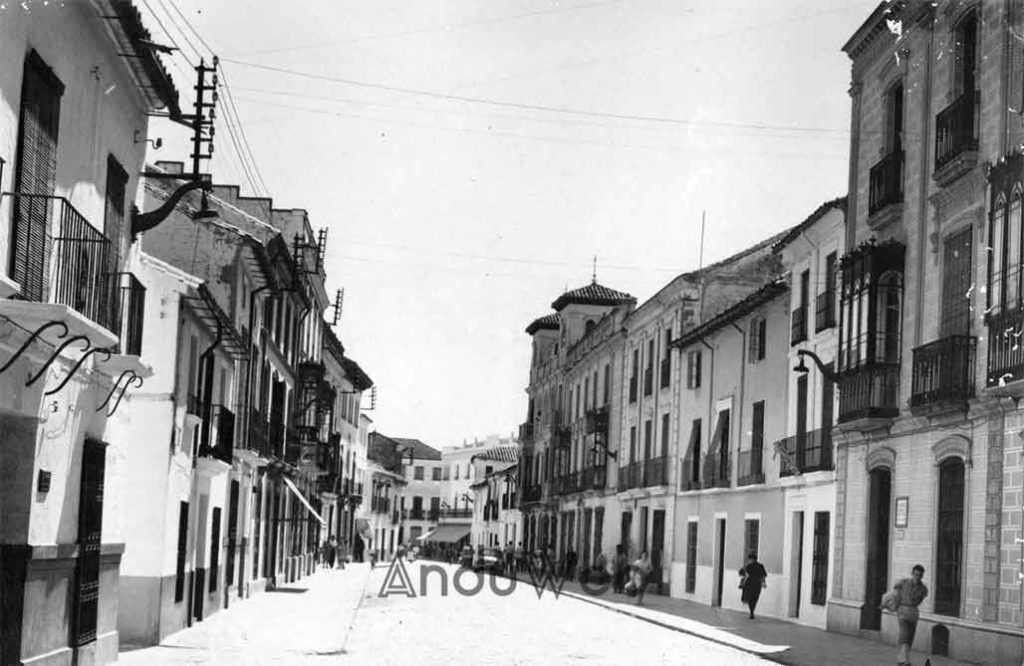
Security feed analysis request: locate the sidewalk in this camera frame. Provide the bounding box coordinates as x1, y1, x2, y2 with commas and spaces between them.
507, 568, 977, 666
117, 563, 373, 664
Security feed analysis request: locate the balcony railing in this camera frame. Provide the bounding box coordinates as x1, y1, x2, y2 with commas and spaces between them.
702, 451, 730, 489
428, 508, 440, 521
737, 448, 764, 486
199, 405, 235, 465
521, 485, 542, 503
660, 357, 671, 388
410, 508, 424, 520
791, 307, 808, 345
838, 363, 900, 422
815, 290, 835, 332
642, 456, 668, 487
244, 408, 269, 456
987, 307, 1024, 387
935, 90, 979, 171
911, 335, 976, 406
868, 150, 904, 216
371, 497, 390, 514
680, 458, 701, 491
4, 194, 126, 335
552, 426, 572, 449
556, 473, 578, 496
112, 272, 145, 355
777, 428, 834, 476
519, 421, 535, 442
585, 407, 608, 435
643, 367, 653, 396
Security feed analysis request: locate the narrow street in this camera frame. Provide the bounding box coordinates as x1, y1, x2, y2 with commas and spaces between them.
118, 561, 771, 665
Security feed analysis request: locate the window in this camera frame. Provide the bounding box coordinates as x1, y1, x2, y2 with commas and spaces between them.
10, 50, 64, 301
792, 269, 810, 345
629, 349, 639, 402
686, 350, 702, 389
209, 507, 221, 592
103, 156, 128, 273
811, 512, 830, 606
953, 11, 978, 97
941, 228, 973, 336
603, 363, 610, 404
816, 252, 838, 332
644, 339, 654, 396
660, 413, 670, 458
886, 81, 904, 154
751, 400, 764, 453
683, 418, 701, 489
430, 497, 440, 518
877, 271, 903, 363
643, 419, 652, 459
743, 518, 760, 561
629, 426, 637, 463
837, 242, 906, 373
748, 316, 766, 362
454, 464, 459, 480
935, 458, 965, 616
175, 501, 189, 603
414, 466, 424, 480
661, 328, 672, 388
432, 467, 442, 481
685, 521, 698, 593
592, 370, 599, 408
412, 496, 423, 518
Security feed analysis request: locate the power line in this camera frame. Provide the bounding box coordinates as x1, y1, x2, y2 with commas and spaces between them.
154, 0, 203, 63
218, 66, 271, 196
220, 57, 850, 135
164, 0, 216, 57
141, 0, 192, 66
233, 0, 622, 56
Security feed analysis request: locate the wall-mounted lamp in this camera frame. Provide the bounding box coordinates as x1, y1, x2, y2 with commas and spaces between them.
133, 130, 163, 150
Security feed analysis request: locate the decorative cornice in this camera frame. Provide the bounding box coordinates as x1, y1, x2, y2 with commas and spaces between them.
866, 445, 896, 471
932, 434, 972, 467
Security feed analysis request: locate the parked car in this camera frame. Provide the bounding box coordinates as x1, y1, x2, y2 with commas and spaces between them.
474, 547, 505, 574
459, 545, 475, 568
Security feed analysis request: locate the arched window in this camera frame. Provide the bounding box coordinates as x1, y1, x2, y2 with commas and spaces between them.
585, 319, 596, 334
875, 271, 903, 364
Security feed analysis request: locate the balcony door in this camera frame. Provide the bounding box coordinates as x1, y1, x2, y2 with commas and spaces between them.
11, 51, 63, 300
941, 228, 973, 337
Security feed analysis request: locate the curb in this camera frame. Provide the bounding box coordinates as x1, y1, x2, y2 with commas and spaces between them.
552, 585, 793, 665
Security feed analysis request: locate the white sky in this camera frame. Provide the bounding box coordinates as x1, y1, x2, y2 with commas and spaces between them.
139, 0, 878, 449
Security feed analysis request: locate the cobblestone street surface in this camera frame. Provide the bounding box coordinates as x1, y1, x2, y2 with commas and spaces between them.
116, 561, 978, 665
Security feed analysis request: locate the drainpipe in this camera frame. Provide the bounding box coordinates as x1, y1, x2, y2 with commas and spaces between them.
730, 322, 747, 486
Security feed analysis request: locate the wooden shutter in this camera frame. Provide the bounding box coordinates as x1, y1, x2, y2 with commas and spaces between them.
209, 508, 221, 593
175, 502, 189, 602
11, 50, 63, 301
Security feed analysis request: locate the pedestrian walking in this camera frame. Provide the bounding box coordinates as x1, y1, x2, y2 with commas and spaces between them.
504, 541, 514, 576
738, 552, 768, 619
325, 536, 337, 569
891, 564, 928, 666
632, 552, 652, 605
564, 547, 577, 581
514, 542, 524, 576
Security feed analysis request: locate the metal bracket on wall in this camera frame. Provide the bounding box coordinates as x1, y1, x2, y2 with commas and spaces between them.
0, 320, 69, 376
96, 369, 144, 417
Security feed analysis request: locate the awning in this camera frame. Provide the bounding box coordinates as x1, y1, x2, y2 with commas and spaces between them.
416, 528, 438, 541
420, 524, 470, 544
356, 518, 372, 539
283, 477, 326, 525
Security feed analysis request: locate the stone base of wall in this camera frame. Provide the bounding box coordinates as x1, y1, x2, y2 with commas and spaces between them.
829, 597, 1023, 663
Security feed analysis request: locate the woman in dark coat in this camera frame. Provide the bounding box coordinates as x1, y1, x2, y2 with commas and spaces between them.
738, 552, 768, 619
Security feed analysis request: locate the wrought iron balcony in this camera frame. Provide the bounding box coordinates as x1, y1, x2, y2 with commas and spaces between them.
737, 448, 764, 486
935, 90, 979, 172
986, 307, 1024, 388
777, 428, 834, 476
868, 150, 904, 216
660, 357, 671, 389
112, 272, 145, 355
519, 421, 535, 442
3, 194, 119, 332
911, 335, 976, 406
440, 507, 474, 519
680, 458, 701, 491
815, 290, 835, 333
199, 404, 235, 465
584, 407, 608, 435
317, 473, 338, 495
643, 367, 653, 396
642, 456, 668, 487
791, 307, 808, 345
702, 451, 730, 489
552, 425, 572, 449
410, 508, 425, 520
555, 473, 578, 496
617, 461, 643, 490
837, 363, 900, 422
522, 485, 542, 503
428, 508, 440, 521
245, 407, 269, 456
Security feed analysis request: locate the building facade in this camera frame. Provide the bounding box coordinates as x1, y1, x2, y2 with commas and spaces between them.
0, 3, 177, 663
829, 3, 1024, 662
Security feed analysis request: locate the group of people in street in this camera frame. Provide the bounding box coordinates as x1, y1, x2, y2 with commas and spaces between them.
611, 546, 653, 605
317, 536, 348, 570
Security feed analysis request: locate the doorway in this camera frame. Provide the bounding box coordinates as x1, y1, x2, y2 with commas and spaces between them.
789, 511, 804, 617
620, 511, 633, 554
712, 518, 726, 606
861, 468, 892, 630
651, 510, 666, 593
